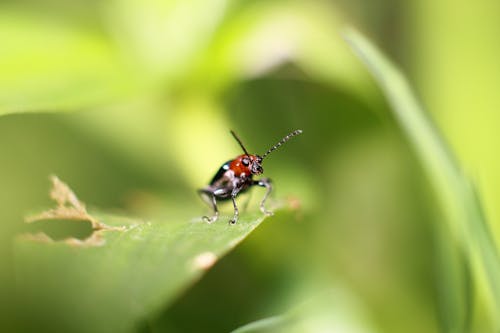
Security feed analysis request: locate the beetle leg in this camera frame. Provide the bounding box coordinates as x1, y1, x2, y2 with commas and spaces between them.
253, 178, 273, 216
198, 189, 219, 223
229, 194, 239, 225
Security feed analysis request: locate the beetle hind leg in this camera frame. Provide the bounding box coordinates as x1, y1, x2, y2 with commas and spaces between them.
254, 178, 273, 216
198, 189, 219, 223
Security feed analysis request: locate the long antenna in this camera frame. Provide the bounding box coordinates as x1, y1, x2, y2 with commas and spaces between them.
262, 129, 303, 159
230, 130, 250, 156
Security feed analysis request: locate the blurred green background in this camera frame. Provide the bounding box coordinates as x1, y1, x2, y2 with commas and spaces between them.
1, 0, 500, 332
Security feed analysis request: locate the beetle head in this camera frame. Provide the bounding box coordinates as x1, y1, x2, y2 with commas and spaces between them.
239, 154, 263, 175
250, 155, 263, 175
230, 129, 302, 176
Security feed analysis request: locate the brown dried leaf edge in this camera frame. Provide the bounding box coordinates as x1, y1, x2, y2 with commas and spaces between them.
22, 175, 124, 247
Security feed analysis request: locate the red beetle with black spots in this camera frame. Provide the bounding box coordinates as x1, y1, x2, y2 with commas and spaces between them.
198, 129, 302, 224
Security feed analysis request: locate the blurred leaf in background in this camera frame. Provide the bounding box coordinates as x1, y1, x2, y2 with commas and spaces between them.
1, 0, 500, 332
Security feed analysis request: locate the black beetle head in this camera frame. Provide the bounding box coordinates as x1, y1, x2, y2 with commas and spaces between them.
251, 155, 263, 175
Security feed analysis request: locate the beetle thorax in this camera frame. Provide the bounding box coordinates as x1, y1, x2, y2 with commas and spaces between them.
229, 154, 263, 177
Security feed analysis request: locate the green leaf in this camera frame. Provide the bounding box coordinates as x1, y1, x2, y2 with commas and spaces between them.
231, 290, 376, 333
104, 0, 229, 81
186, 1, 366, 95
14, 178, 269, 333
0, 9, 135, 114
232, 315, 286, 333
344, 28, 500, 328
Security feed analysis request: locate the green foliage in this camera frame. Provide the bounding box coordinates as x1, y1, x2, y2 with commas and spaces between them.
2, 1, 500, 333
232, 291, 374, 333
345, 29, 500, 330
0, 8, 134, 113
15, 184, 268, 332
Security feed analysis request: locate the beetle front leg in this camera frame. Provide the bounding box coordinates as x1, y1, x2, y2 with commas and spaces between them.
254, 178, 273, 216
198, 189, 219, 223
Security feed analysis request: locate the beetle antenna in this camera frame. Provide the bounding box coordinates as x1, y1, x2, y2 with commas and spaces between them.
230, 130, 250, 156
262, 129, 303, 160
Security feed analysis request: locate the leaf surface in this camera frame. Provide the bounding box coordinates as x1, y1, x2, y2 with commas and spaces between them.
15, 179, 268, 332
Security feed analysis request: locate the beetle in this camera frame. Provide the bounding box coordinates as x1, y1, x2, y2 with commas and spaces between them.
198, 129, 303, 224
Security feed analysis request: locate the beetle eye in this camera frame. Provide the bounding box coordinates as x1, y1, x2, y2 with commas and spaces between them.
242, 158, 250, 166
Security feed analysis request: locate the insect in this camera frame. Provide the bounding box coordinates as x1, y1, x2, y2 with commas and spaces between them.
198, 129, 303, 224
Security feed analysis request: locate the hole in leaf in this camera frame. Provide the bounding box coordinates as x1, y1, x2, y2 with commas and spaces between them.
23, 218, 94, 241
21, 175, 123, 246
